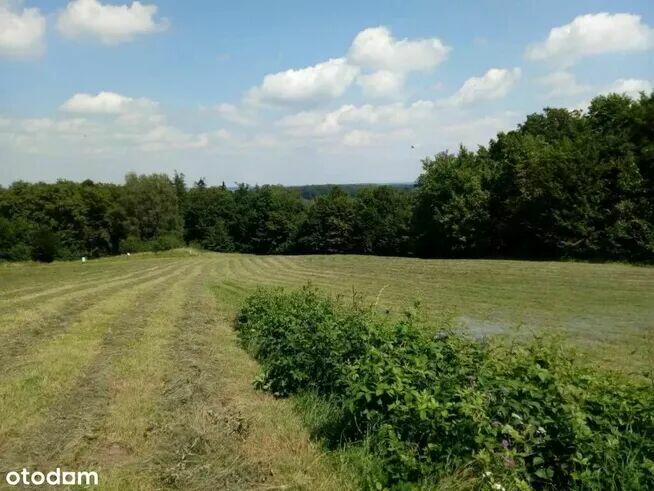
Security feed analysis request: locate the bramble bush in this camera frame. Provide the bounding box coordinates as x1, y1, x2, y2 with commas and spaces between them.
236, 287, 654, 489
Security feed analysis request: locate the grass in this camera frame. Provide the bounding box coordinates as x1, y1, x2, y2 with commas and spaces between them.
0, 250, 652, 489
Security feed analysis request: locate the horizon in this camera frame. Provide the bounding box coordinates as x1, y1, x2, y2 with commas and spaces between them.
1, 0, 653, 186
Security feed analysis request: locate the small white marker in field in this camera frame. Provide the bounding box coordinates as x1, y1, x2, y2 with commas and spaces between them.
81, 257, 87, 263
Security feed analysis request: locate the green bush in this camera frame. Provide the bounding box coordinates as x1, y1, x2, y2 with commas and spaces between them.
119, 234, 184, 253
119, 235, 151, 253
236, 287, 382, 396
150, 233, 184, 252
30, 228, 59, 262
236, 287, 654, 489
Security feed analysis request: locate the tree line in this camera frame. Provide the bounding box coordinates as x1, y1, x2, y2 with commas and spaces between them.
1, 92, 652, 262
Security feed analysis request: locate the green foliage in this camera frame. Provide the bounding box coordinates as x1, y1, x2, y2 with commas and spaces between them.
119, 233, 184, 253
184, 183, 236, 247
236, 287, 654, 489
30, 227, 59, 263
232, 184, 305, 253
150, 233, 185, 252
413, 148, 491, 256
297, 187, 358, 253
354, 186, 412, 255
0, 216, 33, 261
121, 173, 183, 241
119, 235, 151, 253
202, 219, 234, 252
483, 96, 654, 260
235, 287, 379, 396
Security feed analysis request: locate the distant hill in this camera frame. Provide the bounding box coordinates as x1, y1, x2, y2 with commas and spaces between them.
285, 182, 415, 200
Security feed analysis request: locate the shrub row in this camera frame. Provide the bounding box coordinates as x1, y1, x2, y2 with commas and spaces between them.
235, 287, 654, 489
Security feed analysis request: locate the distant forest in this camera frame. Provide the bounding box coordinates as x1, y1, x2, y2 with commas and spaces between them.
286, 183, 415, 201
1, 92, 653, 263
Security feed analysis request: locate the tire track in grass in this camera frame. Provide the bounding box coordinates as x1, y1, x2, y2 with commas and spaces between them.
0, 262, 193, 464
0, 261, 186, 374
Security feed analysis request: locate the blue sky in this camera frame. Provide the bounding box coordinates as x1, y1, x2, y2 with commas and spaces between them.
1, 0, 653, 185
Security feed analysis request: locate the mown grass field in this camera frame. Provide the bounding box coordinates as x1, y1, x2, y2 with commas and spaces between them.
0, 250, 652, 489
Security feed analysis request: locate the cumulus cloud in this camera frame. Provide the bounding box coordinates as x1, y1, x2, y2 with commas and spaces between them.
446, 68, 521, 106
356, 70, 405, 98
57, 0, 168, 45
538, 71, 591, 98
526, 13, 654, 65
0, 1, 45, 58
60, 91, 158, 114
277, 101, 434, 138
247, 57, 359, 105
243, 26, 451, 106
343, 129, 377, 147
139, 125, 208, 152
602, 78, 652, 99
348, 26, 450, 73
211, 103, 256, 126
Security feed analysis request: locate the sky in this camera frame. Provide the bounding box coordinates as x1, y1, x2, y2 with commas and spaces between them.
1, 0, 653, 186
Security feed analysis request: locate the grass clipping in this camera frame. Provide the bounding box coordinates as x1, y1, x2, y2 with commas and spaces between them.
235, 286, 654, 490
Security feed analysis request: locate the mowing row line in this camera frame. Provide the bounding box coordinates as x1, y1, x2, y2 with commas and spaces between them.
0, 259, 180, 309
0, 262, 187, 379
0, 261, 194, 465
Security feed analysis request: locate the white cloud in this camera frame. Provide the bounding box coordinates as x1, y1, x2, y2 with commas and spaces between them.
343, 129, 377, 147
211, 103, 255, 126
139, 125, 208, 152
538, 71, 590, 97
19, 117, 93, 134
348, 26, 450, 73
446, 68, 521, 106
277, 101, 434, 139
602, 78, 652, 99
60, 91, 158, 114
57, 0, 168, 45
356, 70, 404, 98
526, 13, 654, 64
247, 57, 359, 105
243, 26, 450, 106
0, 1, 45, 58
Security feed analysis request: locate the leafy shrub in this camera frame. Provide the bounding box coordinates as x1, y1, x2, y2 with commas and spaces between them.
119, 235, 151, 253
119, 234, 184, 253
236, 287, 382, 396
236, 287, 654, 489
30, 228, 59, 262
150, 233, 184, 252
201, 220, 234, 252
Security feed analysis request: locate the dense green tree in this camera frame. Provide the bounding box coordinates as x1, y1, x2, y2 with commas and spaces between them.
354, 186, 412, 255
297, 187, 357, 253
184, 183, 236, 250
173, 171, 188, 217
120, 173, 183, 241
232, 185, 305, 253
413, 149, 492, 257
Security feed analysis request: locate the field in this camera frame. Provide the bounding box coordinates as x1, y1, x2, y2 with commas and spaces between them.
0, 251, 653, 489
